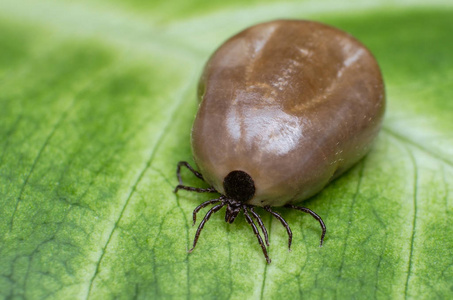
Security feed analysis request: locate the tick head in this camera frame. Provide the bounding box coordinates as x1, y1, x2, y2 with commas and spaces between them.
222, 170, 255, 223
224, 203, 241, 223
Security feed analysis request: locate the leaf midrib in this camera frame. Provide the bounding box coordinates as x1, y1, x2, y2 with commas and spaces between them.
84, 70, 198, 299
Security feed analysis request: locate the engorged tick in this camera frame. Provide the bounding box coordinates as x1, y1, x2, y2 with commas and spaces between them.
174, 19, 385, 263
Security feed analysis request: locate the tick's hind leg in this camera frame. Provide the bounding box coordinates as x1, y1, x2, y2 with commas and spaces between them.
264, 206, 292, 250
174, 161, 218, 194
189, 203, 225, 253
249, 207, 269, 247
192, 197, 224, 225
243, 206, 271, 264
285, 204, 326, 246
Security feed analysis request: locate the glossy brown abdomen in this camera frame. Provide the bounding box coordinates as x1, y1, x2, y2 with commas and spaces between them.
191, 20, 385, 206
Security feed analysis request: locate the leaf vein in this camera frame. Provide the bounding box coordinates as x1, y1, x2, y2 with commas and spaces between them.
0, 115, 22, 167
404, 148, 418, 299
85, 73, 196, 299
383, 127, 453, 168
337, 160, 365, 287
10, 106, 70, 231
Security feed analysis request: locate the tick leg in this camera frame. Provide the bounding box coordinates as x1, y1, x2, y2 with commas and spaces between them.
176, 161, 204, 184
174, 185, 217, 194
189, 203, 225, 253
243, 207, 271, 264
249, 207, 269, 247
285, 204, 326, 247
174, 161, 218, 194
264, 206, 292, 250
192, 198, 224, 225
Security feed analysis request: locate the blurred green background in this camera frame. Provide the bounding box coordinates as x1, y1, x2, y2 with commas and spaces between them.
1, 0, 453, 299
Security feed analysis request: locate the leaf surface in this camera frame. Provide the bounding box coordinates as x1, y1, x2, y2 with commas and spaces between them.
1, 0, 453, 299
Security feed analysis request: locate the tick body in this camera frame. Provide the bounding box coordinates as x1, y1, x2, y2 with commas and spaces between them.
175, 20, 385, 263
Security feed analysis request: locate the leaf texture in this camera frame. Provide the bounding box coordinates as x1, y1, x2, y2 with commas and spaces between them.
0, 1, 452, 299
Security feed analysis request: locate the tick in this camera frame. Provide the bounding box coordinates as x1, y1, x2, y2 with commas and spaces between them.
175, 20, 385, 263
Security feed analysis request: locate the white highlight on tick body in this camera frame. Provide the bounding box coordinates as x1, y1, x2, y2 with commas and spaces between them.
227, 102, 303, 156
298, 48, 311, 56
344, 48, 364, 67
337, 48, 364, 78
226, 109, 242, 141
251, 24, 277, 53
271, 59, 301, 91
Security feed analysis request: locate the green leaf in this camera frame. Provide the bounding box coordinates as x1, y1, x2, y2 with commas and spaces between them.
1, 0, 453, 298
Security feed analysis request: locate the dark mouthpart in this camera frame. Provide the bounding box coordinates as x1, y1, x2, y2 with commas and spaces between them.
223, 170, 255, 203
